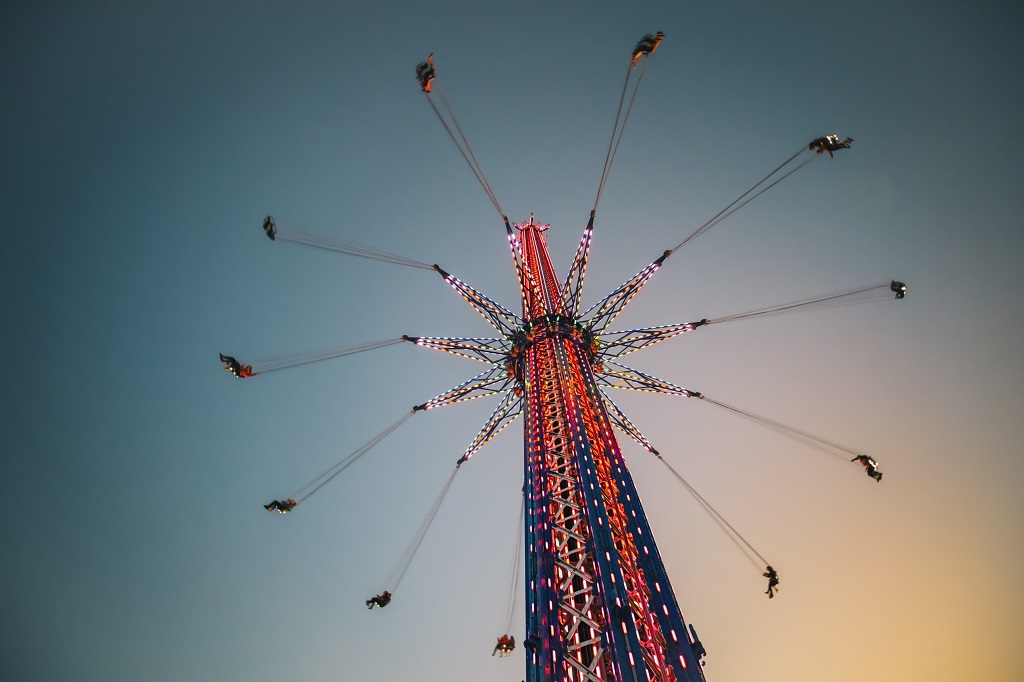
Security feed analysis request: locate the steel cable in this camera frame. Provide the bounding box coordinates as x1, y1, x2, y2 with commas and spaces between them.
387, 463, 462, 591
250, 338, 406, 374
670, 147, 814, 253
274, 226, 434, 270
292, 411, 415, 503
425, 83, 504, 218
505, 493, 525, 634
700, 396, 858, 463
708, 283, 896, 325
594, 60, 642, 210
657, 455, 768, 571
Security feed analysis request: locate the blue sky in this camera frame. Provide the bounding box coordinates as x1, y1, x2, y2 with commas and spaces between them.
3, 2, 1023, 680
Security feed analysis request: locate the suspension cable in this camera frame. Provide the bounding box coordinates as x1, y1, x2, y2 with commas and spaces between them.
595, 54, 657, 212
707, 281, 901, 325
505, 492, 525, 634
438, 84, 503, 216
387, 461, 462, 591
423, 74, 504, 218
267, 220, 435, 270
699, 396, 859, 463
657, 454, 768, 571
291, 411, 415, 504
669, 146, 816, 254
241, 338, 405, 375
594, 61, 638, 210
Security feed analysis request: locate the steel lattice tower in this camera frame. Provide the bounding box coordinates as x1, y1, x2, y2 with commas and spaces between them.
410, 210, 709, 681
514, 217, 704, 682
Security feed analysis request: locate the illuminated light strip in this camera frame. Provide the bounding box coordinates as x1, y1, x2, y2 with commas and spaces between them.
567, 346, 656, 677
505, 223, 533, 310
573, 344, 682, 680
414, 335, 507, 346
600, 390, 657, 453
595, 321, 701, 361
595, 363, 698, 398
412, 337, 510, 364
416, 366, 512, 410
582, 256, 666, 334
559, 224, 594, 317
460, 391, 523, 461
441, 273, 522, 335
516, 224, 551, 318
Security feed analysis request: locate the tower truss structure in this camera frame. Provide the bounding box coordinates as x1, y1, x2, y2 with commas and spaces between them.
413, 213, 708, 681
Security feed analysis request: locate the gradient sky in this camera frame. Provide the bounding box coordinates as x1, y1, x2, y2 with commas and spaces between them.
4, 2, 1023, 681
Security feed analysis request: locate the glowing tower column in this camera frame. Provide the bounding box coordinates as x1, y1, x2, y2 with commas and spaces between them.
511, 216, 705, 682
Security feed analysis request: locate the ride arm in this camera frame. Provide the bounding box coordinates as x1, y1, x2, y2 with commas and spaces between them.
596, 360, 703, 398
414, 365, 514, 411
559, 211, 595, 318
434, 265, 522, 336
596, 320, 707, 361
403, 335, 510, 364
504, 217, 544, 316
581, 251, 671, 335
457, 391, 523, 464
599, 389, 658, 454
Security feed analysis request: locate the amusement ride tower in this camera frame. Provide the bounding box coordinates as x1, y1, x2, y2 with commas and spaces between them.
238, 30, 899, 682
511, 214, 706, 681
407, 205, 710, 681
